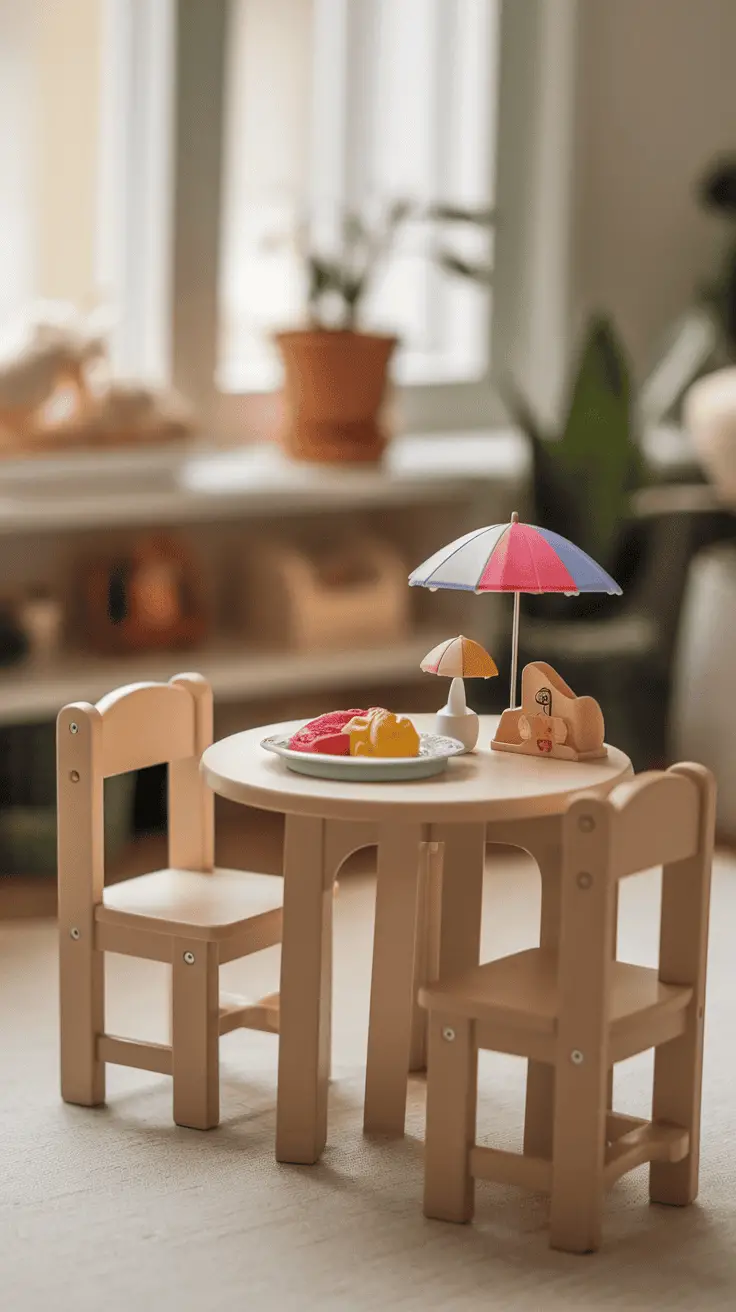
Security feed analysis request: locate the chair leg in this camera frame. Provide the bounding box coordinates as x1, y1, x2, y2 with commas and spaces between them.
524, 828, 562, 1159
172, 939, 219, 1130
649, 1012, 705, 1206
423, 1014, 477, 1224
549, 1055, 607, 1254
59, 928, 105, 1107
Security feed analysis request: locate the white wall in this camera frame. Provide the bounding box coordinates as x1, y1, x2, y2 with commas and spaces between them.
0, 0, 103, 320
0, 3, 37, 325
573, 0, 736, 378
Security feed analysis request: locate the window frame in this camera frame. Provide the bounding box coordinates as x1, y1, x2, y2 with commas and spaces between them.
98, 0, 176, 382
126, 0, 579, 438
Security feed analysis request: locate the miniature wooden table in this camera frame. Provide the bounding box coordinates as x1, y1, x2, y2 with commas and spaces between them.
201, 714, 632, 1164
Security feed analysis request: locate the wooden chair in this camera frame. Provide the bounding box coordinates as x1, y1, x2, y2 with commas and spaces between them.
57, 673, 283, 1131
420, 762, 716, 1253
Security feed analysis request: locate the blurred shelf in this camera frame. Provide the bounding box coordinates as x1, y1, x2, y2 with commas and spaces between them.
0, 424, 699, 538
0, 431, 529, 536
632, 482, 733, 517
0, 629, 451, 726
0, 873, 57, 919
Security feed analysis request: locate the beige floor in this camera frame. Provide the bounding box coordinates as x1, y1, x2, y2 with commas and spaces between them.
1, 848, 735, 1312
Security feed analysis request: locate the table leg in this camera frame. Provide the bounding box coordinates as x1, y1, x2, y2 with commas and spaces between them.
276, 815, 333, 1164
364, 822, 425, 1136
435, 823, 487, 980
409, 841, 443, 1072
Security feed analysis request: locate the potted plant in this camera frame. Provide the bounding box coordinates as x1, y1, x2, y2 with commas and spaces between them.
274, 201, 493, 463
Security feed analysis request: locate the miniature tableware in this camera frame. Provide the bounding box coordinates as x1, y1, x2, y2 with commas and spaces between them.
261, 730, 465, 782
420, 634, 498, 751
409, 511, 622, 708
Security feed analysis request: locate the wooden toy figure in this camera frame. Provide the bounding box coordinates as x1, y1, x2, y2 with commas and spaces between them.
492, 661, 606, 761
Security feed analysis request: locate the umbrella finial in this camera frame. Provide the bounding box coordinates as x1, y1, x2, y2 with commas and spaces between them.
511, 510, 519, 523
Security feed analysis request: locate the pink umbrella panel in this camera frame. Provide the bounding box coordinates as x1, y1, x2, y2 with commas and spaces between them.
409, 513, 622, 708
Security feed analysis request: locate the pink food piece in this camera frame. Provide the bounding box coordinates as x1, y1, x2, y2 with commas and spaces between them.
308, 731, 351, 756
288, 709, 367, 753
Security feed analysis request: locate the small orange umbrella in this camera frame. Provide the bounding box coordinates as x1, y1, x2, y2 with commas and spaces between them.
421, 635, 498, 751
421, 634, 499, 680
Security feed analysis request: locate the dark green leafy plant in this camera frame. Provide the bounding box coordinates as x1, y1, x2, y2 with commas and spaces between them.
289, 200, 494, 331
501, 315, 645, 577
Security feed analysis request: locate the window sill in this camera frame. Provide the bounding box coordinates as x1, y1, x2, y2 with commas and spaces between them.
0, 429, 527, 536
0, 423, 697, 538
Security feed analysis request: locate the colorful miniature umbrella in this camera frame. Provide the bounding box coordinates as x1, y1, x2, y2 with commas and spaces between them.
409, 512, 622, 708
420, 635, 498, 729
420, 634, 499, 680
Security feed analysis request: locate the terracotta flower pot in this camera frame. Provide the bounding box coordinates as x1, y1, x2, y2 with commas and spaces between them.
275, 329, 397, 463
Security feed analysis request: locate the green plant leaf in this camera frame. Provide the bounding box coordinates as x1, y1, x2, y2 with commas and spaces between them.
498, 377, 583, 544
428, 204, 496, 225
388, 199, 415, 227
308, 256, 340, 295
343, 212, 366, 247
555, 315, 641, 566
436, 251, 493, 282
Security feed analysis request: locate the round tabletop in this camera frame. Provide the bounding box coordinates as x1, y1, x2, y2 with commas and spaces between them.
201, 714, 633, 824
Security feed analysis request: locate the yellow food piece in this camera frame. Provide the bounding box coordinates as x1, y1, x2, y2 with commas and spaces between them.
345, 708, 420, 758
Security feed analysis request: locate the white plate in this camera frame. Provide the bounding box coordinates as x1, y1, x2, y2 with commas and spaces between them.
260, 731, 465, 782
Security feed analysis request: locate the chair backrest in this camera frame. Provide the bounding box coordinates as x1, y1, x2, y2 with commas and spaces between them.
57, 674, 215, 914
556, 763, 716, 1067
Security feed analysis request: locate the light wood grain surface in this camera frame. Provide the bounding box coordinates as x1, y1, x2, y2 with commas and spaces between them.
201, 715, 632, 823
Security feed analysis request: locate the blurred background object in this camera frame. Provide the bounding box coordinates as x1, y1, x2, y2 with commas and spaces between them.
698, 154, 736, 359
685, 367, 736, 504
2, 0, 736, 905
242, 532, 410, 650
671, 544, 736, 839
0, 301, 194, 456
79, 532, 209, 653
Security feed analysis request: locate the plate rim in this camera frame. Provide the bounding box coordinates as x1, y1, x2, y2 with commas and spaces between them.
260, 730, 464, 767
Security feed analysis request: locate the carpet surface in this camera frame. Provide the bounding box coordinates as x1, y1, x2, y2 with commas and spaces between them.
1, 849, 735, 1311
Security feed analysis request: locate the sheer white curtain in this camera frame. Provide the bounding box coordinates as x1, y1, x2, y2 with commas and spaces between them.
0, 0, 106, 337
0, 2, 38, 331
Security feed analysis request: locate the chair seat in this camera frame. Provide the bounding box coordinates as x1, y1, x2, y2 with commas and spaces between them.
97, 867, 283, 943
419, 948, 692, 1042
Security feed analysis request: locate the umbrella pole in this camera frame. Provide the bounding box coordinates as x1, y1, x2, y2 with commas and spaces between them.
510, 590, 521, 708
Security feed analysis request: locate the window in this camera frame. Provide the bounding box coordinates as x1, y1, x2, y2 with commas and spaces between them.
219, 0, 499, 394
0, 0, 171, 383
170, 0, 516, 435
2, 2, 573, 443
